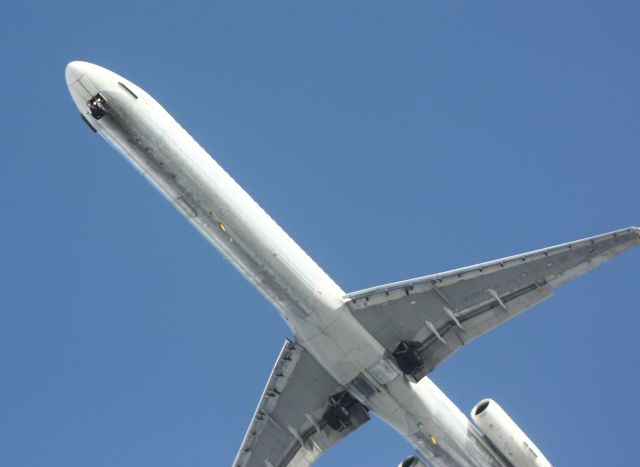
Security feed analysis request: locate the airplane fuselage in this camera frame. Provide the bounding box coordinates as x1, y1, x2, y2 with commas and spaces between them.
66, 62, 508, 466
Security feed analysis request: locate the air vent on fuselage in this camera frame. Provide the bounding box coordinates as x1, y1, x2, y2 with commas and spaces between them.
118, 82, 138, 99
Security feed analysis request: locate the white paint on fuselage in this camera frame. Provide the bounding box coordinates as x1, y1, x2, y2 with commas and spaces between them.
66, 62, 503, 466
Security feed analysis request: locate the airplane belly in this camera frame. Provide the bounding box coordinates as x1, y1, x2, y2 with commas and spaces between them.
93, 90, 345, 324
96, 91, 390, 385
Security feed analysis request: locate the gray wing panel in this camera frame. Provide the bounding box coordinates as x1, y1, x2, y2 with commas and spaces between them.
346, 227, 640, 377
233, 340, 369, 467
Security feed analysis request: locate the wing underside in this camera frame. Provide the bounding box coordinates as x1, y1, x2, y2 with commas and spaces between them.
233, 340, 369, 467
346, 227, 640, 378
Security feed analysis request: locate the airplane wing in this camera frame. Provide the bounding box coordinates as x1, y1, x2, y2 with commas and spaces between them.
345, 227, 640, 379
233, 340, 369, 467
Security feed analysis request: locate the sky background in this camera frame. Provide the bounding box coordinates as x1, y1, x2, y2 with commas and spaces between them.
1, 1, 639, 466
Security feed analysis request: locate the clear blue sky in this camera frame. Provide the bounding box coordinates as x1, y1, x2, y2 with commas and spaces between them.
1, 2, 639, 466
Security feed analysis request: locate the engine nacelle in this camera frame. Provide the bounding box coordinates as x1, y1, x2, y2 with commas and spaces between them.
471, 398, 551, 467
397, 455, 428, 467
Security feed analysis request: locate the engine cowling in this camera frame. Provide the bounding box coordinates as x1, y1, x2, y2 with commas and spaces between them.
397, 455, 428, 467
471, 398, 551, 467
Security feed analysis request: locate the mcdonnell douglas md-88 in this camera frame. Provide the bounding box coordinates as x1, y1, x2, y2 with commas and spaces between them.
66, 61, 639, 467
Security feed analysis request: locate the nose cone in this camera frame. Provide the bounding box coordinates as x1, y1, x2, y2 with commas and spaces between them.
65, 61, 118, 116
65, 60, 114, 86
65, 61, 90, 85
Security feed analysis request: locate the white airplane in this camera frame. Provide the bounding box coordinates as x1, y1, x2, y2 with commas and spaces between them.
66, 61, 638, 467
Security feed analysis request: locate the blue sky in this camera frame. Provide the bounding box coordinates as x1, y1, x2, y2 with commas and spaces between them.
1, 2, 639, 466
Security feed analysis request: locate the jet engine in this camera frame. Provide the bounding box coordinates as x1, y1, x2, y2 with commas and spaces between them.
471, 398, 551, 467
397, 455, 428, 467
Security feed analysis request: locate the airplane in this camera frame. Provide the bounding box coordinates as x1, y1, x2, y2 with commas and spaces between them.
65, 61, 639, 467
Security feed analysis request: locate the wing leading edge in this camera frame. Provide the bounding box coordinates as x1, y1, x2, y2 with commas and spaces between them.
233, 340, 369, 467
345, 227, 640, 379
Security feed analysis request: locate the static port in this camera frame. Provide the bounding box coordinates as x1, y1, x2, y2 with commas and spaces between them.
87, 93, 107, 119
